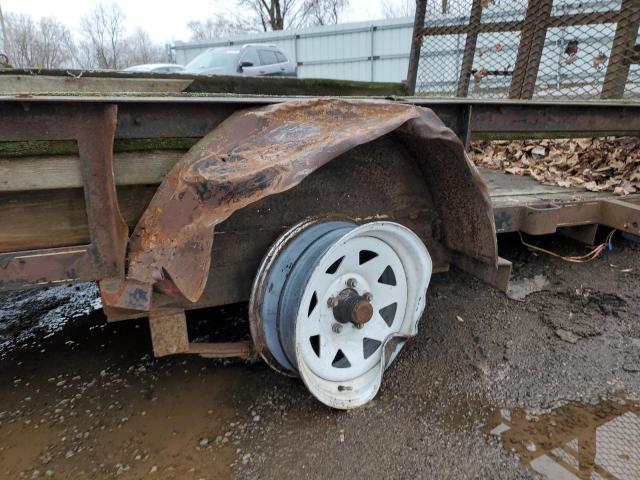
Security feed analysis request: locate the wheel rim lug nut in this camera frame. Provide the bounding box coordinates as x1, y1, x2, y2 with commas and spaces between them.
346, 278, 357, 288
364, 292, 372, 301
332, 323, 343, 333
327, 297, 337, 308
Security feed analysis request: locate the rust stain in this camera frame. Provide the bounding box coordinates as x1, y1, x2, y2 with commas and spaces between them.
108, 98, 496, 311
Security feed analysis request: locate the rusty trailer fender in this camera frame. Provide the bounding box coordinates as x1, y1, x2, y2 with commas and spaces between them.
101, 98, 498, 313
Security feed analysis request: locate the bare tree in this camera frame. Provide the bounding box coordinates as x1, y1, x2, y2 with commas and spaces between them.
36, 17, 77, 68
124, 28, 165, 65
0, 4, 8, 56
3, 13, 36, 67
307, 0, 348, 26
78, 2, 127, 69
238, 0, 288, 30
3, 12, 76, 68
236, 0, 347, 31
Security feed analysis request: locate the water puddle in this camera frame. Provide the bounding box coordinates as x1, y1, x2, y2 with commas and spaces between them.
485, 397, 640, 480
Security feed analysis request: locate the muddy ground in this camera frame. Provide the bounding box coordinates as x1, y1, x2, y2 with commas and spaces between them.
0, 231, 639, 479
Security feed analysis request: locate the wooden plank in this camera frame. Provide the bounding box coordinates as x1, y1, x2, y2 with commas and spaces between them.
483, 169, 640, 210
0, 70, 408, 97
0, 75, 195, 94
0, 150, 183, 192
0, 186, 156, 251
480, 168, 584, 197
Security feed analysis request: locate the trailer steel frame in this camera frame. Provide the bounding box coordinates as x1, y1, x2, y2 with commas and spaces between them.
1, 96, 639, 289
1, 94, 639, 359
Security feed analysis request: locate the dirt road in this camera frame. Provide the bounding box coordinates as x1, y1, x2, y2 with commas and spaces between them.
1, 232, 639, 479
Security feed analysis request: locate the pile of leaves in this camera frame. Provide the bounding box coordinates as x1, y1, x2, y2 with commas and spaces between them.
469, 137, 640, 196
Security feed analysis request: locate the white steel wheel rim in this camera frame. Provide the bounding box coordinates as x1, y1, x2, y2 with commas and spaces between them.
296, 236, 408, 382
294, 222, 432, 409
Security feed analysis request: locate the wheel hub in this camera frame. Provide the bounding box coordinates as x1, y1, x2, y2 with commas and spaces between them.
331, 287, 374, 326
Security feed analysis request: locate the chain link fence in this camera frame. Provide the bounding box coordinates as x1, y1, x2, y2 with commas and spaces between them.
407, 0, 640, 100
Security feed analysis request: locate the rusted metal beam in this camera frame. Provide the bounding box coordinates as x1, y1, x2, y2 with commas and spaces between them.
602, 0, 640, 99
519, 0, 553, 100
493, 198, 640, 237
0, 246, 95, 290
420, 10, 619, 36
78, 105, 128, 281
406, 0, 428, 96
456, 0, 483, 98
3, 96, 640, 140
600, 199, 640, 233
509, 0, 553, 99
466, 102, 640, 138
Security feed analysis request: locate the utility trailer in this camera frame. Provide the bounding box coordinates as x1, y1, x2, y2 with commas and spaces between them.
1, 86, 639, 407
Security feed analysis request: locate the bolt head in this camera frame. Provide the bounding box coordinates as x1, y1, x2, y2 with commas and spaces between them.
327, 297, 336, 308
364, 292, 373, 301
346, 278, 357, 288
332, 323, 343, 334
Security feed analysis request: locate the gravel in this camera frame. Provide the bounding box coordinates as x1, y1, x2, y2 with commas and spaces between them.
0, 233, 638, 479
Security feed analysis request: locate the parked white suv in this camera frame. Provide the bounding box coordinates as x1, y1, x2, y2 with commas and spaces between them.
183, 44, 297, 77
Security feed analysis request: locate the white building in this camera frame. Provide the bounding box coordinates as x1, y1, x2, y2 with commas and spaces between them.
171, 17, 415, 83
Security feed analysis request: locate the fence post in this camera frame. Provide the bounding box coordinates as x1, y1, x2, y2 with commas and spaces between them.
456, 0, 483, 97
601, 0, 640, 99
406, 0, 428, 95
509, 0, 553, 99
370, 25, 375, 81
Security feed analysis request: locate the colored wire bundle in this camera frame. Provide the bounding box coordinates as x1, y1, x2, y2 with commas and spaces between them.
518, 229, 615, 263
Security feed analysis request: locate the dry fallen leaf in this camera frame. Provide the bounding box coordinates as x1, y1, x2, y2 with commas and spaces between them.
593, 53, 608, 70
560, 54, 577, 65
473, 68, 488, 88
470, 137, 640, 194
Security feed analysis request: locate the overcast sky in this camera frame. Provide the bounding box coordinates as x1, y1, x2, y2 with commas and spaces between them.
1, 0, 396, 44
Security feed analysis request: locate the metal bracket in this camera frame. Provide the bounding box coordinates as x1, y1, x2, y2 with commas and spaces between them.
0, 103, 128, 290
148, 308, 254, 359
493, 198, 640, 237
